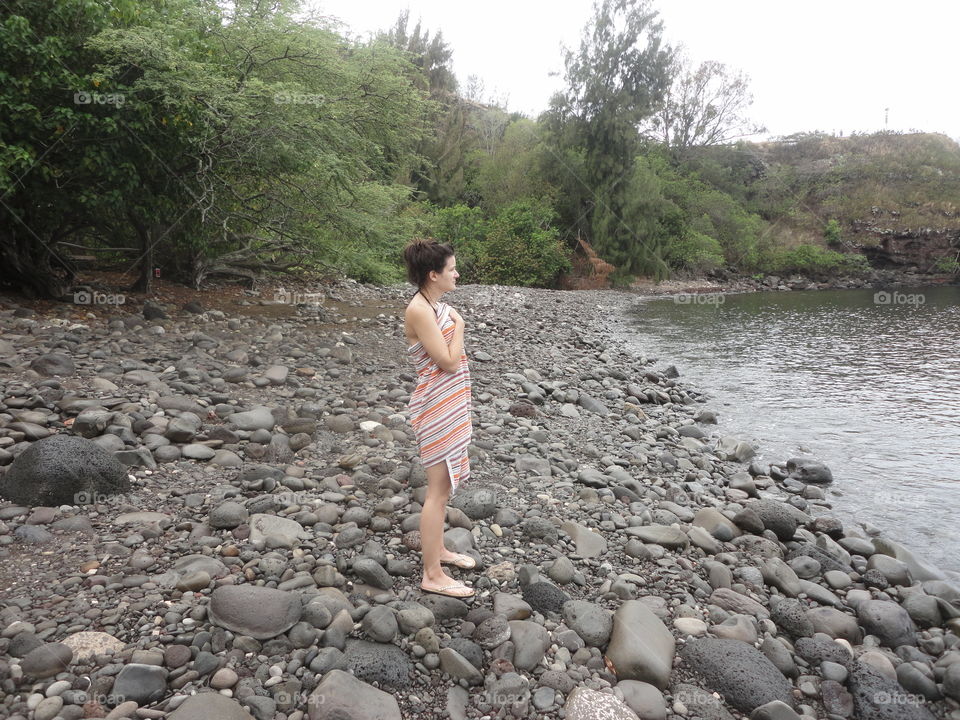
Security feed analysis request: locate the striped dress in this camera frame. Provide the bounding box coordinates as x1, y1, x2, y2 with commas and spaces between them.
407, 301, 472, 495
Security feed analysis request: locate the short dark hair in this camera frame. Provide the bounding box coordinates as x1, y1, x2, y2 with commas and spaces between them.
402, 238, 454, 288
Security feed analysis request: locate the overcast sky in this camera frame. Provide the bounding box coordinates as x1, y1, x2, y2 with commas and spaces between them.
311, 0, 959, 142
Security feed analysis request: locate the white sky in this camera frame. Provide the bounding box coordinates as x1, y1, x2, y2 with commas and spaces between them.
311, 0, 960, 142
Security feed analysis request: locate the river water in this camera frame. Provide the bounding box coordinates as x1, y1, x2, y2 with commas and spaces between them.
626, 285, 960, 574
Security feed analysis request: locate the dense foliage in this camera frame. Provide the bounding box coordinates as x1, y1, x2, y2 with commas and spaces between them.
2, 0, 957, 297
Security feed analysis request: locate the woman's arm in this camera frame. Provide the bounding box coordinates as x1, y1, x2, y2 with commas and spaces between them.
406, 304, 465, 373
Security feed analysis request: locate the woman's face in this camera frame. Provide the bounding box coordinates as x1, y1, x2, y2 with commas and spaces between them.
433, 255, 459, 291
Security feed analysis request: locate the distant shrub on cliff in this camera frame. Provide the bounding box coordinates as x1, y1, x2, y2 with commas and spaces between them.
764, 244, 871, 278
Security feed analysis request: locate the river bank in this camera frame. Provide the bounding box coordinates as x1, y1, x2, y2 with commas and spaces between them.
627, 267, 956, 297
0, 280, 958, 720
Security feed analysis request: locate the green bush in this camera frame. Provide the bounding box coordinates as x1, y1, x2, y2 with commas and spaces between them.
824, 218, 842, 247
474, 198, 571, 286
664, 230, 725, 274
934, 256, 960, 274
762, 244, 870, 277
429, 203, 488, 280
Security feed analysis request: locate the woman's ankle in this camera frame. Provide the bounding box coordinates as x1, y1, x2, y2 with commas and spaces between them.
422, 570, 453, 585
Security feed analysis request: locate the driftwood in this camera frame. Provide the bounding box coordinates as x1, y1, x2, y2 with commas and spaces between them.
190, 234, 311, 289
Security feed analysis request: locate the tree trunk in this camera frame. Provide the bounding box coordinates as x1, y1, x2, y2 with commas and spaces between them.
0, 234, 76, 299
128, 214, 154, 293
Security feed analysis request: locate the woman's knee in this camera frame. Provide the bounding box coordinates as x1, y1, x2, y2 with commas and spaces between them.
425, 482, 450, 506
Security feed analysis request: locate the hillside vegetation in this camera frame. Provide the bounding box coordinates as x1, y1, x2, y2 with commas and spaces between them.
2, 0, 957, 298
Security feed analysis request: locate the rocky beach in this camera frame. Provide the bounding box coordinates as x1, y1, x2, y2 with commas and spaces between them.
1, 279, 959, 720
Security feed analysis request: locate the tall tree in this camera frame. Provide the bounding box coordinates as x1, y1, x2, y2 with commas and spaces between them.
545, 0, 673, 278
380, 11, 468, 204
648, 51, 765, 151
0, 0, 142, 297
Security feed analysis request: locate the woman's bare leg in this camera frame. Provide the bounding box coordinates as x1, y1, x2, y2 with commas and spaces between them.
420, 462, 469, 589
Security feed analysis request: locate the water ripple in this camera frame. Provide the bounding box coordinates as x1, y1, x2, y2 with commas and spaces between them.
628, 285, 960, 572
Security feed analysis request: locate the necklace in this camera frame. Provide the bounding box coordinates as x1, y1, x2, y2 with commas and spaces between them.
418, 289, 439, 311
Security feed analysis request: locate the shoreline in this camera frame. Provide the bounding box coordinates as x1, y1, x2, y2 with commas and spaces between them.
0, 281, 957, 719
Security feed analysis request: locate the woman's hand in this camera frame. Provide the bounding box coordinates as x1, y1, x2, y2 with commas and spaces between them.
449, 308, 464, 327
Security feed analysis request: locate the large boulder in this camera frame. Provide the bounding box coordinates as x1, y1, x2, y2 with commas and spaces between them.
307, 669, 401, 720
564, 686, 640, 719
339, 639, 412, 688
681, 638, 794, 713
29, 353, 75, 376
168, 694, 253, 720
786, 457, 833, 483
847, 660, 937, 720
605, 600, 675, 688
857, 600, 917, 648
451, 487, 498, 520
0, 434, 129, 506
208, 585, 302, 639
749, 499, 799, 541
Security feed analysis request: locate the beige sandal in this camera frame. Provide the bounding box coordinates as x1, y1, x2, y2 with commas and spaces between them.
440, 552, 477, 570
420, 581, 475, 598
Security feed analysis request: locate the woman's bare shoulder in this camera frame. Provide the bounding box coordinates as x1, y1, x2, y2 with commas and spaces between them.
405, 298, 430, 319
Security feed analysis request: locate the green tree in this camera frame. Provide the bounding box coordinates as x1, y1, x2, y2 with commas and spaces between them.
476, 199, 572, 286
647, 52, 765, 152
545, 0, 673, 278
380, 11, 469, 205
472, 118, 553, 213
0, 0, 428, 296
0, 0, 142, 297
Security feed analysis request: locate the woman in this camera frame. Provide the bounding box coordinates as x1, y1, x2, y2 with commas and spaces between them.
403, 238, 476, 598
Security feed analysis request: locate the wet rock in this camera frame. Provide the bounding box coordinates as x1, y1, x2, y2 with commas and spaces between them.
785, 457, 833, 483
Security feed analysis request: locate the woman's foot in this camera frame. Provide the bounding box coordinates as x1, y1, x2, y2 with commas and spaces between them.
439, 551, 477, 570
421, 572, 475, 598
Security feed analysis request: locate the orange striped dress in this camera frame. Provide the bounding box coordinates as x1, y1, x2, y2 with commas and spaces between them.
407, 301, 472, 494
